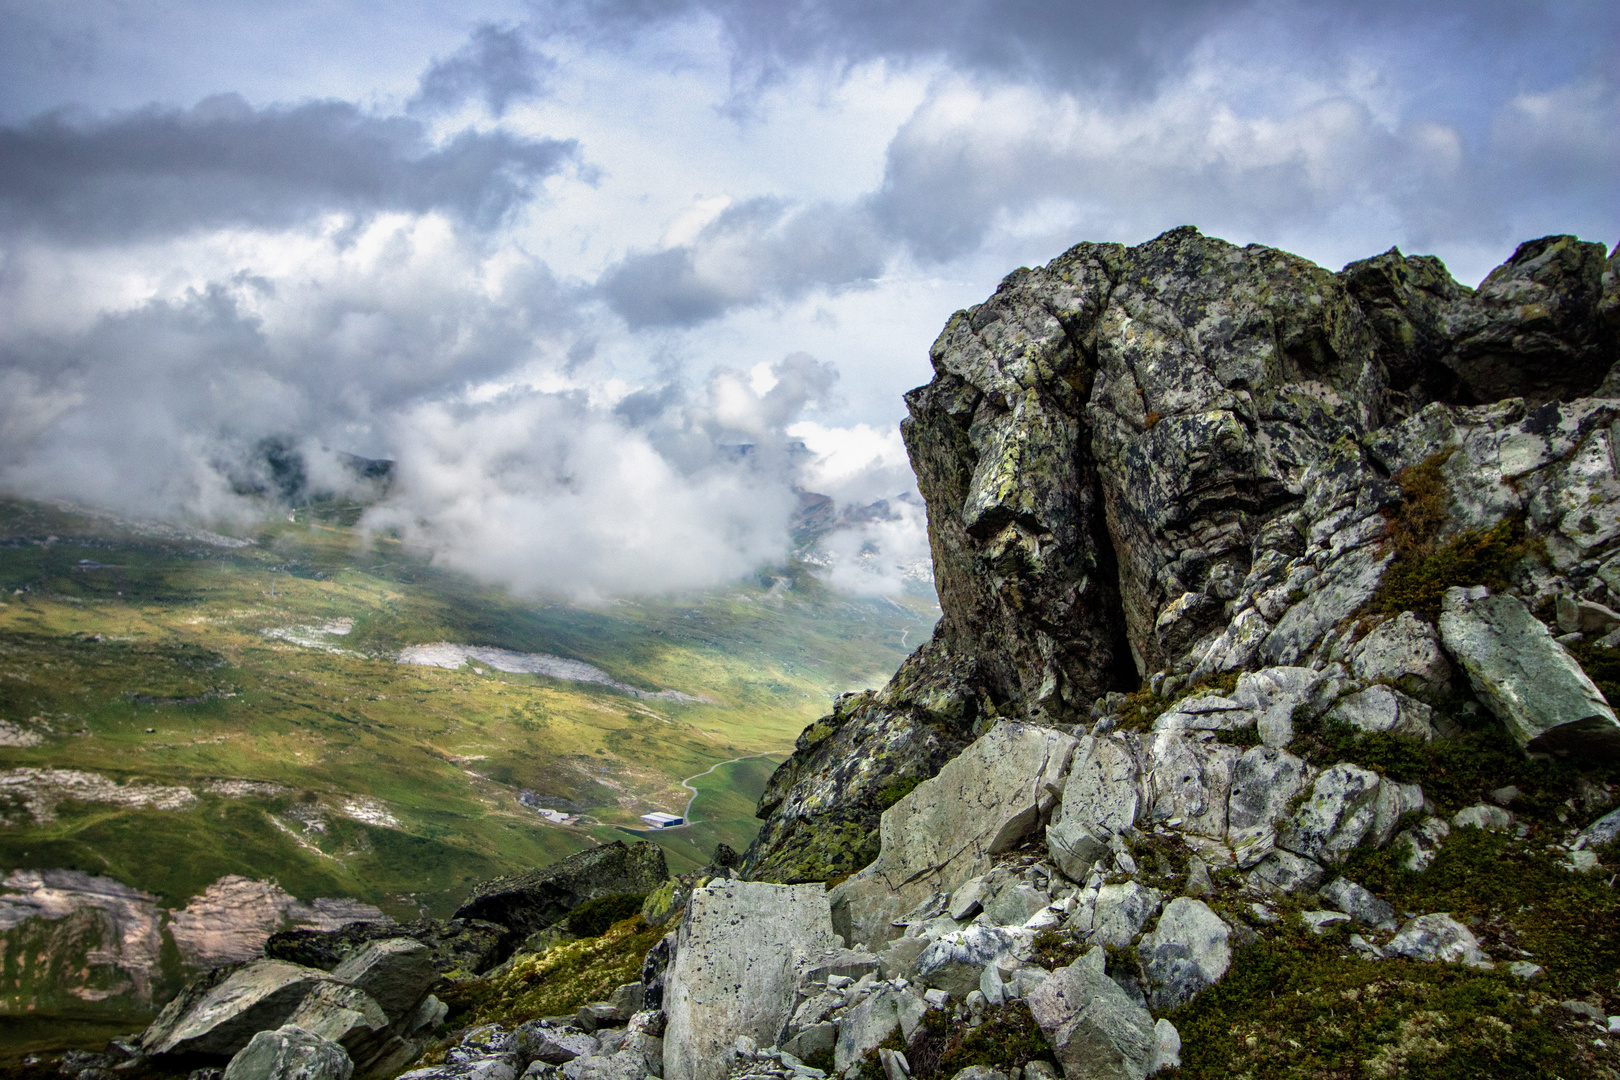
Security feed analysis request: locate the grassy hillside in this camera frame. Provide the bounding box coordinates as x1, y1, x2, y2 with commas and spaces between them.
0, 495, 936, 918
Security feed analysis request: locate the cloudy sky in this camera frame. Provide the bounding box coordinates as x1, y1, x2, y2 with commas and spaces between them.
0, 1, 1615, 598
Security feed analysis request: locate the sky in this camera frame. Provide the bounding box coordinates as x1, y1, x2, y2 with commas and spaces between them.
0, 0, 1615, 599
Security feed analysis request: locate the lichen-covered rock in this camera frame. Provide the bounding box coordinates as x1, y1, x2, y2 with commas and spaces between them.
1383, 913, 1493, 968
1438, 586, 1620, 755
914, 925, 1014, 999
1277, 764, 1403, 865
662, 881, 834, 1080
1090, 883, 1162, 948
831, 721, 1074, 950
223, 1026, 352, 1080
832, 985, 928, 1073
1026, 955, 1158, 1080
744, 642, 996, 883
142, 960, 342, 1059
1324, 685, 1435, 740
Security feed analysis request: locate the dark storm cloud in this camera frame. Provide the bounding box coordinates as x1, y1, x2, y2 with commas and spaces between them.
410, 23, 553, 117
0, 93, 578, 243
596, 198, 886, 327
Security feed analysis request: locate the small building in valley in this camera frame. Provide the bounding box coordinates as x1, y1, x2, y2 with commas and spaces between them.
641, 811, 684, 828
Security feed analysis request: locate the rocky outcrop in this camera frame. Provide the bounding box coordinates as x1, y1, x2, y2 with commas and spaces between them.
748, 227, 1620, 888
265, 918, 506, 979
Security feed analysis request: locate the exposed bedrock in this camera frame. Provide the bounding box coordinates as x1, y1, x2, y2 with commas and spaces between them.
744, 226, 1620, 884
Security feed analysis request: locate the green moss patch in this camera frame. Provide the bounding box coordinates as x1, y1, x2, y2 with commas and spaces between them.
1342, 829, 1620, 1003
1172, 937, 1588, 1080
1292, 710, 1620, 823
436, 915, 663, 1030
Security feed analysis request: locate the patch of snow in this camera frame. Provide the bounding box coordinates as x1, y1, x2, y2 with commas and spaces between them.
397, 642, 703, 701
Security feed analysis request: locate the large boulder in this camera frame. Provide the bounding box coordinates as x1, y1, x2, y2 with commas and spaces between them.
453, 842, 668, 953
833, 985, 929, 1073
831, 721, 1075, 951
1137, 898, 1231, 1011
1026, 955, 1158, 1080
284, 983, 389, 1057
330, 937, 437, 1022
223, 1026, 352, 1080
1438, 586, 1620, 756
142, 960, 342, 1059
662, 880, 835, 1080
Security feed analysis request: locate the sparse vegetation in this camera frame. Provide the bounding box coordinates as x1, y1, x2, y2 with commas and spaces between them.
435, 915, 664, 1032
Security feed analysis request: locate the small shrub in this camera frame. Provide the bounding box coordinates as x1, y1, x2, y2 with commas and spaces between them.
561, 893, 647, 938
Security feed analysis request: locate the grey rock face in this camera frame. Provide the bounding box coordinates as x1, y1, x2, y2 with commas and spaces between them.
915, 925, 1014, 998
1138, 898, 1232, 1011
1277, 764, 1401, 864
1227, 746, 1315, 867
329, 937, 436, 1023
142, 960, 342, 1059
1026, 957, 1158, 1080
223, 1026, 352, 1080
662, 881, 834, 1080
1046, 819, 1111, 883
1383, 913, 1493, 968
265, 918, 506, 979
1348, 613, 1453, 700
1090, 883, 1162, 948
453, 841, 668, 956
1438, 587, 1620, 755
283, 983, 388, 1055
748, 226, 1620, 893
833, 986, 928, 1073
832, 721, 1074, 950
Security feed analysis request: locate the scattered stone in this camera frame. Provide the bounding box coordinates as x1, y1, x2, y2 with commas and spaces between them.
1509, 961, 1545, 980
1395, 816, 1451, 872
1383, 914, 1493, 968
1451, 804, 1515, 831
663, 881, 835, 1080
1249, 850, 1326, 895
1349, 613, 1454, 699
1150, 1018, 1182, 1074
1490, 785, 1522, 806
1300, 911, 1351, 935
1577, 806, 1620, 848
1320, 878, 1396, 931
1438, 587, 1620, 756
223, 1026, 352, 1080
1138, 898, 1231, 1011
515, 1023, 595, 1065
574, 1002, 622, 1034
1183, 857, 1213, 898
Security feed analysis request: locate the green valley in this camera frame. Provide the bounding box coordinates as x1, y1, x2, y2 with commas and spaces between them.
0, 494, 935, 1034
